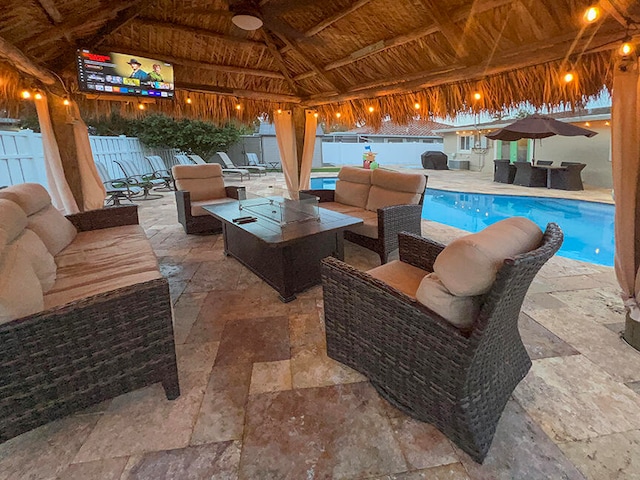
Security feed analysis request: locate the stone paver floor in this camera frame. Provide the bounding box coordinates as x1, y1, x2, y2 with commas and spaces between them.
1, 169, 638, 480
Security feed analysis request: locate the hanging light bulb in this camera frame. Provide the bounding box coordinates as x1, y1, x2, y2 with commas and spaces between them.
336, 112, 341, 118
563, 72, 575, 83
138, 102, 145, 110
63, 97, 70, 106
313, 112, 318, 118
473, 92, 482, 100
21, 90, 31, 99
277, 108, 282, 114
605, 121, 610, 126
583, 6, 600, 23
368, 106, 374, 113
186, 96, 192, 104
235, 104, 242, 110
414, 102, 420, 109
620, 42, 634, 56
34, 92, 43, 100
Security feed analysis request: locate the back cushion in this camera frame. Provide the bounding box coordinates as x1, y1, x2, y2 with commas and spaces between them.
366, 169, 426, 211
0, 243, 44, 324
415, 273, 482, 328
335, 166, 371, 208
173, 164, 226, 201
433, 217, 543, 296
0, 198, 28, 241
0, 183, 77, 255
14, 230, 57, 292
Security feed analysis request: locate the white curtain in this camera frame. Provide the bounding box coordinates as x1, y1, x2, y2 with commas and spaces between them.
69, 102, 106, 210
273, 110, 299, 197
34, 94, 79, 214
612, 57, 640, 322
298, 110, 318, 191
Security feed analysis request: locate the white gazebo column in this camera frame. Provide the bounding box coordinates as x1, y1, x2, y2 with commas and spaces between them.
611, 55, 640, 350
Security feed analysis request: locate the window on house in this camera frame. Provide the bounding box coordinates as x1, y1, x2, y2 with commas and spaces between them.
459, 135, 473, 151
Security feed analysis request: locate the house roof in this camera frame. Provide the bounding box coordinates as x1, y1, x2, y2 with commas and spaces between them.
333, 119, 452, 137
0, 1, 637, 126
433, 107, 612, 134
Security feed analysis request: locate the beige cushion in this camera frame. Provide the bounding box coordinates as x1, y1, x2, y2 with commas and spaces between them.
173, 164, 226, 201
319, 202, 362, 214
190, 198, 236, 217
0, 243, 44, 324
0, 183, 51, 215
13, 229, 57, 292
0, 199, 28, 241
45, 225, 161, 309
344, 209, 378, 238
415, 273, 482, 328
433, 217, 543, 296
28, 205, 78, 255
335, 167, 371, 209
366, 169, 426, 212
367, 260, 428, 297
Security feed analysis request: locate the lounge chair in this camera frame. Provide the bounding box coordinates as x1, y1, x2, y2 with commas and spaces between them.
493, 159, 516, 184
174, 154, 195, 166
513, 161, 547, 187
216, 152, 267, 179
114, 159, 164, 200
321, 219, 563, 462
188, 154, 207, 165
95, 162, 142, 205
172, 163, 244, 234
145, 155, 174, 190
245, 152, 269, 176
215, 151, 254, 180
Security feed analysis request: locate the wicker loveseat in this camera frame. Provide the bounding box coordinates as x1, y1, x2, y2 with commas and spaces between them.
303, 167, 427, 263
0, 183, 179, 443
321, 219, 563, 462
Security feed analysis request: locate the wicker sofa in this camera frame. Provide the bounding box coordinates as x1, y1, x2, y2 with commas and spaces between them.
303, 167, 427, 263
0, 183, 179, 443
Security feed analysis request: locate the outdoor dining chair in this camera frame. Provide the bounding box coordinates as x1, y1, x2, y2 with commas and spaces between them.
321, 220, 563, 462
493, 159, 516, 184
550, 163, 586, 190
513, 161, 546, 187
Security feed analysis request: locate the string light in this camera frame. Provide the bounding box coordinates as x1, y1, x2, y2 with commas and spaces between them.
605, 121, 610, 126
313, 112, 318, 118
563, 72, 575, 83
235, 104, 242, 110
34, 92, 43, 100
414, 102, 420, 109
63, 97, 70, 106
138, 102, 145, 110
186, 96, 192, 104
583, 6, 600, 23
473, 92, 482, 100
368, 106, 374, 113
277, 108, 282, 114
20, 90, 31, 99
336, 112, 341, 118
620, 42, 634, 56
585, 122, 591, 127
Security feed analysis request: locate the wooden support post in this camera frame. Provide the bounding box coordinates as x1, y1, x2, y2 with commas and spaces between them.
292, 106, 306, 177
48, 93, 84, 209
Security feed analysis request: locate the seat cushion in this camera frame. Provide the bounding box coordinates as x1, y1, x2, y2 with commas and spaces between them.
415, 273, 482, 328
367, 260, 428, 298
365, 169, 426, 212
44, 225, 161, 309
319, 202, 362, 214
190, 198, 236, 216
433, 217, 543, 296
345, 209, 378, 238
0, 242, 44, 324
335, 167, 371, 209
173, 164, 227, 201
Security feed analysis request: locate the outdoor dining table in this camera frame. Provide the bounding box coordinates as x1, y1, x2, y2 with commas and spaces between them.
532, 164, 565, 189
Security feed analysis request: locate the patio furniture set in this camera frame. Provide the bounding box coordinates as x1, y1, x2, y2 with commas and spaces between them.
493, 159, 586, 190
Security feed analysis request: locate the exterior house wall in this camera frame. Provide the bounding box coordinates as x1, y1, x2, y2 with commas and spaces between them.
442, 135, 494, 172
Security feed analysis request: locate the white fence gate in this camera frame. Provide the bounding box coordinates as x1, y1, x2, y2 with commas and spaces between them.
0, 130, 176, 188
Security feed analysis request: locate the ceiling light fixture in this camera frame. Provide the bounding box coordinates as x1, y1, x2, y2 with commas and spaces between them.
232, 3, 263, 31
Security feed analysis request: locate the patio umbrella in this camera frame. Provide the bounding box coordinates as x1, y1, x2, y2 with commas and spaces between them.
486, 114, 597, 161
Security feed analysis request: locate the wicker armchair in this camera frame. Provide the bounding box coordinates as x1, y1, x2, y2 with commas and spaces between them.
493, 159, 516, 184
551, 163, 586, 190
321, 224, 563, 462
513, 161, 547, 187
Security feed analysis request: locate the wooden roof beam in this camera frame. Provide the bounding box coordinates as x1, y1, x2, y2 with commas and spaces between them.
599, 0, 631, 27
305, 26, 624, 106
177, 82, 301, 103
417, 0, 475, 58
261, 29, 302, 95
0, 35, 57, 85
136, 19, 267, 50
37, 0, 63, 24
304, 0, 373, 37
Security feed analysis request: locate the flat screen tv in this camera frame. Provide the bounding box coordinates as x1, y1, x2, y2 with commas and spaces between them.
77, 50, 175, 99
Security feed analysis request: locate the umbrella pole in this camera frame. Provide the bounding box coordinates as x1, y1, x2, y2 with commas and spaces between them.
532, 139, 536, 164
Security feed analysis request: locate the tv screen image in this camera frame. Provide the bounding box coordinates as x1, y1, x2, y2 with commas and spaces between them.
77, 50, 175, 99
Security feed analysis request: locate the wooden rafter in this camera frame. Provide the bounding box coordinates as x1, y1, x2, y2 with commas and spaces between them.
37, 0, 63, 24
417, 0, 474, 58
304, 0, 373, 37
599, 0, 631, 27
270, 30, 339, 93
0, 35, 57, 84
261, 29, 302, 95
305, 25, 624, 105
103, 48, 285, 79
136, 19, 267, 50
178, 82, 300, 103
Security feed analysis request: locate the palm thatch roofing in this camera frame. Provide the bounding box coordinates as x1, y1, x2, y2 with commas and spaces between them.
1, 0, 639, 127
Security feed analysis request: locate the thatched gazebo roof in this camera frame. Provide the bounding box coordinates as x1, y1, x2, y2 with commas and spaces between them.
1, 0, 639, 126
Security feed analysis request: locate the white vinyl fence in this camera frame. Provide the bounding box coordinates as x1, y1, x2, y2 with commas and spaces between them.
0, 130, 176, 188
321, 141, 444, 167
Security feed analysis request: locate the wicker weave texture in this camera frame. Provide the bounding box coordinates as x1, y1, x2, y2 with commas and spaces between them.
322, 225, 563, 463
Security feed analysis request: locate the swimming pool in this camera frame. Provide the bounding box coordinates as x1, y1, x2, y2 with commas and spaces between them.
309, 177, 615, 266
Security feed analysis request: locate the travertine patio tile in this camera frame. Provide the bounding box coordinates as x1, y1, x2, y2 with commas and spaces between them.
550, 287, 626, 324
240, 383, 407, 479
513, 355, 640, 443
58, 457, 128, 480
249, 360, 292, 395
289, 312, 326, 348
73, 371, 208, 463
290, 342, 366, 389
183, 258, 244, 293
367, 463, 470, 480
530, 308, 640, 382
559, 430, 640, 480
172, 292, 208, 344
175, 341, 219, 375
123, 441, 241, 479
518, 313, 579, 360
537, 257, 601, 278
521, 291, 568, 312
0, 414, 100, 480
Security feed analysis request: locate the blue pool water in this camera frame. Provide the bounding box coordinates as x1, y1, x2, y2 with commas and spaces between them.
309, 177, 615, 266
